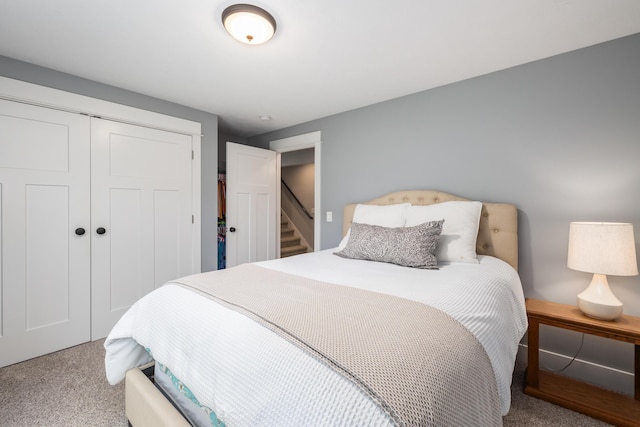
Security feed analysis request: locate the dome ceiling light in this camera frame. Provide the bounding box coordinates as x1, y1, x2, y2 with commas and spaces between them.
222, 4, 277, 45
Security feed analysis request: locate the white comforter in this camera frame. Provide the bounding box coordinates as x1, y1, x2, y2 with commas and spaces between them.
105, 250, 527, 425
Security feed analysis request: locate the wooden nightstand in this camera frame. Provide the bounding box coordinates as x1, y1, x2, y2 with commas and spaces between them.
524, 298, 640, 427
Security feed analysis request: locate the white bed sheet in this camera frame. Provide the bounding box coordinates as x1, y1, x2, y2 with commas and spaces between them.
105, 250, 527, 425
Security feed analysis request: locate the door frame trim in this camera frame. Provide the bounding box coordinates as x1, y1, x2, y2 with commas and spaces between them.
270, 131, 321, 252
0, 76, 201, 136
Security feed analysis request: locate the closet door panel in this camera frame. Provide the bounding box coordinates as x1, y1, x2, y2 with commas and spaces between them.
91, 118, 193, 339
0, 113, 69, 171
25, 185, 70, 329
154, 190, 181, 287
109, 188, 142, 310
0, 99, 90, 368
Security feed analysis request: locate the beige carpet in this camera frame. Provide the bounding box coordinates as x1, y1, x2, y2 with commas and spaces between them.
0, 340, 125, 426
0, 340, 612, 426
503, 357, 611, 426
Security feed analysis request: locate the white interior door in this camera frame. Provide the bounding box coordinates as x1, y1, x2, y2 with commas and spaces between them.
91, 118, 194, 339
0, 99, 91, 368
226, 142, 277, 268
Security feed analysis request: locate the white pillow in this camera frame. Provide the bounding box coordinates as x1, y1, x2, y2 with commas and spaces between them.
352, 203, 410, 227
339, 203, 410, 250
405, 201, 482, 263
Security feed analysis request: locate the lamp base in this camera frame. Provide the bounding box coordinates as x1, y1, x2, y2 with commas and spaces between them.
577, 273, 623, 321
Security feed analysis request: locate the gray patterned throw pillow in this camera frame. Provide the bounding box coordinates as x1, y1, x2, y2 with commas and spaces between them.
334, 220, 444, 269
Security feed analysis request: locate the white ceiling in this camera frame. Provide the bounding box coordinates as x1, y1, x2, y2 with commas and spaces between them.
1, 0, 639, 137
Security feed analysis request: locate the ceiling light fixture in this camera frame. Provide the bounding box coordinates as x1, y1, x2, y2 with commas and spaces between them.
222, 4, 276, 45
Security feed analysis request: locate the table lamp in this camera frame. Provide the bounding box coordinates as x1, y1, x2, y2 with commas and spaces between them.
567, 222, 638, 320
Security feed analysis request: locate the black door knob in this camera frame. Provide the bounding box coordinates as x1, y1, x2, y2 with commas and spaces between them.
96, 227, 107, 235
75, 228, 86, 236
229, 227, 236, 232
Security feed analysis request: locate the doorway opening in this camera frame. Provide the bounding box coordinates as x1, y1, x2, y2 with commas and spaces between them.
270, 131, 322, 257
280, 148, 314, 257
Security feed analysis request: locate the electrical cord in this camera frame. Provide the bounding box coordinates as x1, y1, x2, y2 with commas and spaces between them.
544, 333, 585, 372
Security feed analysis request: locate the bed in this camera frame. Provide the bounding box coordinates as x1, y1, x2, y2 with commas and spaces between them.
105, 190, 527, 427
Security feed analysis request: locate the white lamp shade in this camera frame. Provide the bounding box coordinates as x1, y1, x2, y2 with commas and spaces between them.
222, 4, 276, 45
567, 222, 638, 276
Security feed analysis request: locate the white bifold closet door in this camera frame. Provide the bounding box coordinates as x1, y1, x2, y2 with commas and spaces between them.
0, 101, 195, 367
90, 118, 193, 339
0, 99, 91, 367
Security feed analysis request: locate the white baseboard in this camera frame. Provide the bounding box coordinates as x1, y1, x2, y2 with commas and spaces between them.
517, 343, 634, 395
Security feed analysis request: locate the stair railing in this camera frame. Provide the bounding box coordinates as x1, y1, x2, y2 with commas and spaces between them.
281, 179, 313, 219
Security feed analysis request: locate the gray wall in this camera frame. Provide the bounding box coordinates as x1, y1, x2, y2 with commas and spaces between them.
0, 56, 219, 272
250, 34, 640, 385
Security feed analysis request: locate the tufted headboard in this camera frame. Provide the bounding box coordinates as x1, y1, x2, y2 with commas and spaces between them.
343, 190, 518, 271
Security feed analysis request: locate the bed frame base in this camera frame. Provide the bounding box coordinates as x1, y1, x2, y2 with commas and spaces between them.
125, 364, 191, 427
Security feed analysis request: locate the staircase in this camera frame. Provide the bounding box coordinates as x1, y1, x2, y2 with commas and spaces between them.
281, 212, 310, 258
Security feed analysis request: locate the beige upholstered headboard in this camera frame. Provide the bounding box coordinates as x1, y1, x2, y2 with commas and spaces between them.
343, 190, 518, 271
